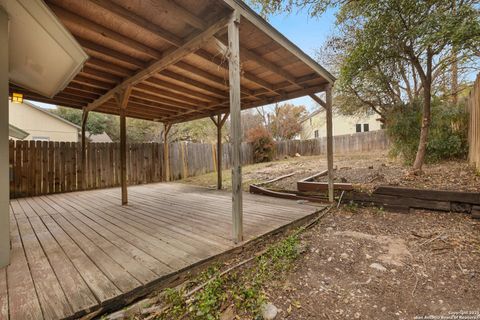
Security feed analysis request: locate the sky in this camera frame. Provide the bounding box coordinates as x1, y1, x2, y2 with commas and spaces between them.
30, 7, 338, 113
262, 8, 337, 112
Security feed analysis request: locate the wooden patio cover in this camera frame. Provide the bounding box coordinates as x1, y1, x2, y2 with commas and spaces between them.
9, 0, 334, 123
7, 0, 335, 243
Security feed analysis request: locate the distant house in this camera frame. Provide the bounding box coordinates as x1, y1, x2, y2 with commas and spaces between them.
87, 131, 113, 143
8, 124, 29, 140
300, 108, 383, 140
9, 101, 81, 142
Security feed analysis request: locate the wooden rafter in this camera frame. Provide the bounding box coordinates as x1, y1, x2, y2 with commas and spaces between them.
85, 12, 233, 112
81, 0, 266, 100
11, 0, 335, 125
212, 37, 304, 89
309, 93, 327, 109
166, 83, 328, 123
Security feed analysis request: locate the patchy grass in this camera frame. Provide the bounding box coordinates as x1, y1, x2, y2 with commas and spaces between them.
180, 158, 298, 191
154, 232, 301, 320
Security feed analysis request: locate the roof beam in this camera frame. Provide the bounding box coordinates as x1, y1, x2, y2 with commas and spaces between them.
145, 77, 223, 103
309, 94, 327, 109
86, 58, 133, 77
85, 0, 261, 100
86, 13, 233, 112
222, 0, 335, 83
152, 0, 207, 30
213, 37, 303, 89
90, 0, 183, 47
173, 62, 259, 99
194, 49, 279, 94
71, 75, 114, 90
48, 3, 161, 60
77, 38, 145, 70
166, 84, 328, 123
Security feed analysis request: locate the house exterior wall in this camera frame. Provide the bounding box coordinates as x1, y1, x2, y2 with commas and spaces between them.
301, 110, 382, 140
9, 102, 79, 142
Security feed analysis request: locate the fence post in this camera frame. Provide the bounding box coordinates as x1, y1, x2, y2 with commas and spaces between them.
163, 123, 172, 182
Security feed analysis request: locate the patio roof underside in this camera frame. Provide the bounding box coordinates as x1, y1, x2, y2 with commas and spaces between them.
8, 0, 333, 124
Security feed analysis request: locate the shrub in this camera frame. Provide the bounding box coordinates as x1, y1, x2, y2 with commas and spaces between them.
387, 98, 468, 164
246, 126, 275, 163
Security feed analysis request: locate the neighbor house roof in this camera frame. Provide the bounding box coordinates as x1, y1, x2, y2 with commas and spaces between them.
87, 131, 113, 143
9, 0, 334, 124
8, 124, 29, 139
23, 100, 81, 130
300, 108, 325, 123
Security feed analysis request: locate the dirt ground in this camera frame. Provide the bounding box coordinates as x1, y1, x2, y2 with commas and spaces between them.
255, 152, 479, 192
113, 205, 480, 320
183, 152, 480, 193
107, 153, 480, 320
265, 206, 480, 320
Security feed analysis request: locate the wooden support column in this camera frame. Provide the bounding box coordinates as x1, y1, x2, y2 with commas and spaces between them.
163, 123, 172, 182
309, 89, 334, 202
114, 86, 132, 205
0, 7, 9, 268
210, 112, 229, 189
81, 108, 88, 190
325, 84, 334, 202
228, 11, 243, 243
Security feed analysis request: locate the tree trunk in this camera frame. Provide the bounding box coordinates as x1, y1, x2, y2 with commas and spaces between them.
411, 48, 433, 173
451, 49, 458, 105
412, 78, 431, 172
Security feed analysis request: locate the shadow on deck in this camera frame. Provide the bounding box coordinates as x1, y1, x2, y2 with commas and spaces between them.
1, 182, 324, 320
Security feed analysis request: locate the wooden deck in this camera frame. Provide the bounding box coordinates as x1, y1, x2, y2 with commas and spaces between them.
0, 183, 323, 320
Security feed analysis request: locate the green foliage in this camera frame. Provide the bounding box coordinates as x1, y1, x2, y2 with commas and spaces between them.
170, 118, 221, 143
270, 103, 307, 141
246, 126, 275, 163
250, 0, 480, 169
51, 107, 109, 135
51, 106, 162, 142
387, 99, 468, 164
156, 232, 301, 319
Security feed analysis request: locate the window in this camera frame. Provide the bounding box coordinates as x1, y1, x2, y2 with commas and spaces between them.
355, 124, 362, 133
363, 124, 369, 132
32, 136, 50, 141
314, 130, 319, 138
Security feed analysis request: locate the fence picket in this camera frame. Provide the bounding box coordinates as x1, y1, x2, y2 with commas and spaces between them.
9, 130, 388, 198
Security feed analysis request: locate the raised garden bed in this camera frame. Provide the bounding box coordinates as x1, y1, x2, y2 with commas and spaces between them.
250, 169, 480, 219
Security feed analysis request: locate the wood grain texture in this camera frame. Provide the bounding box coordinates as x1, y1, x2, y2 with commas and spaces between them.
9, 0, 332, 124
468, 73, 480, 170
228, 11, 243, 243
1, 183, 322, 320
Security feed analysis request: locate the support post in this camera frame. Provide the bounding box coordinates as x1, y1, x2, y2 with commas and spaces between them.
115, 86, 132, 205
163, 123, 172, 182
81, 109, 88, 190
228, 11, 243, 243
0, 7, 9, 268
216, 115, 222, 189
325, 84, 334, 202
210, 113, 229, 190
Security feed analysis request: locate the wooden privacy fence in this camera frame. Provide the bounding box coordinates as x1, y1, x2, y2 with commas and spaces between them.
8, 140, 255, 198
468, 73, 480, 170
274, 130, 388, 157
9, 130, 387, 198
9, 140, 153, 198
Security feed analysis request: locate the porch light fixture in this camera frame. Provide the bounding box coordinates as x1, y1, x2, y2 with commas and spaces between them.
10, 92, 22, 103
0, 0, 88, 98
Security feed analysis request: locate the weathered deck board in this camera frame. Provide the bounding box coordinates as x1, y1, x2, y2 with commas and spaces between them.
7, 213, 43, 320
1, 182, 323, 320
0, 268, 8, 320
